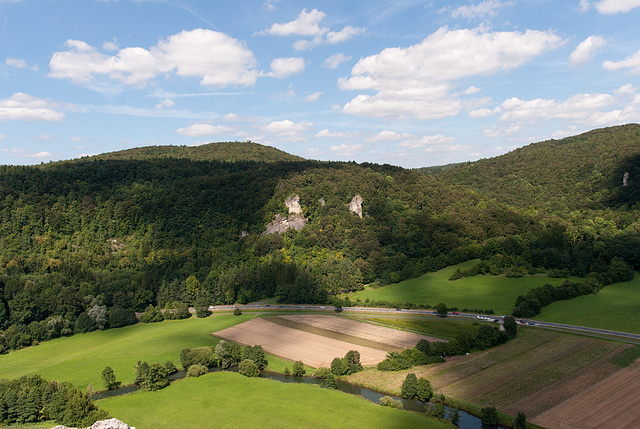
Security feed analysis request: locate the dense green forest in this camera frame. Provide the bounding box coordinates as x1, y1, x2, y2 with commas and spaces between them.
1, 128, 639, 351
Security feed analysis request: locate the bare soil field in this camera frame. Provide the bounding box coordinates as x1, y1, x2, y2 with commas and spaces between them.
212, 317, 389, 368
532, 360, 640, 429
279, 315, 443, 348
346, 328, 634, 423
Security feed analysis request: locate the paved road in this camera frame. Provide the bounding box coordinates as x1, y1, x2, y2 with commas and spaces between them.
207, 303, 640, 342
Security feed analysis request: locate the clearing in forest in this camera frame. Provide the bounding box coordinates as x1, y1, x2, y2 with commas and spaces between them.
212, 317, 389, 367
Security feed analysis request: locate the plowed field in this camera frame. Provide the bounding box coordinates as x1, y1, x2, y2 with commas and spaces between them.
532, 360, 640, 429
213, 317, 389, 367
279, 315, 442, 348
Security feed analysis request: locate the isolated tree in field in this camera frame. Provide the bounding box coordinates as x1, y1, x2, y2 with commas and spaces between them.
239, 359, 259, 377
503, 315, 518, 338
481, 406, 499, 426
283, 366, 291, 376
435, 302, 448, 316
195, 290, 212, 318
101, 366, 119, 391
401, 373, 418, 399
292, 360, 305, 377
514, 412, 527, 429
416, 377, 433, 402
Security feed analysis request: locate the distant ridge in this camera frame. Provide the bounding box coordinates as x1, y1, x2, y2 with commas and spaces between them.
87, 141, 304, 163
432, 124, 640, 211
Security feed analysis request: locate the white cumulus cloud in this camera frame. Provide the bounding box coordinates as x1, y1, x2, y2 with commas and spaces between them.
594, 0, 640, 13
399, 134, 457, 148
569, 35, 607, 68
451, 0, 513, 19
261, 9, 363, 50
603, 49, 640, 74
0, 93, 66, 121
266, 57, 305, 78
49, 29, 259, 89
339, 26, 564, 120
324, 53, 351, 69
175, 123, 233, 137
329, 143, 363, 156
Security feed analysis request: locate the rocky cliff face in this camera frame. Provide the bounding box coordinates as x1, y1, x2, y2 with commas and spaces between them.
263, 195, 307, 234
348, 195, 363, 218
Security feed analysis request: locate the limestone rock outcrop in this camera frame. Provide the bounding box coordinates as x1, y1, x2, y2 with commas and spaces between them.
51, 418, 134, 429
348, 195, 363, 218
263, 195, 307, 234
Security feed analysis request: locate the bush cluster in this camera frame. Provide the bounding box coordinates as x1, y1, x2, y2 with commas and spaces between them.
0, 375, 108, 427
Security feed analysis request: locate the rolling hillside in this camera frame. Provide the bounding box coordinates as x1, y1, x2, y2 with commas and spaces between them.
433, 124, 640, 212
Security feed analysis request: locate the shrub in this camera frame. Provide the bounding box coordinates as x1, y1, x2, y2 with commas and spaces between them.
325, 372, 338, 389
292, 360, 305, 377
283, 367, 291, 376
164, 360, 178, 375
481, 406, 499, 426
313, 367, 331, 379
426, 403, 445, 419
180, 346, 217, 369
379, 396, 403, 409
139, 305, 164, 323
238, 359, 259, 377
233, 307, 242, 316
416, 377, 433, 402
331, 357, 349, 376
101, 366, 120, 391
401, 373, 418, 399
187, 364, 207, 378
109, 307, 138, 328
377, 352, 413, 371
214, 340, 242, 368
514, 412, 527, 429
241, 345, 268, 370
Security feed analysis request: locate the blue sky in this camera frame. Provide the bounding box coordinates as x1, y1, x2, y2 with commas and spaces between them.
1, 0, 640, 168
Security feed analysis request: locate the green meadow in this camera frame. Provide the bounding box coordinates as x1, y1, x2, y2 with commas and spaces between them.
537, 274, 640, 334
349, 260, 582, 315
98, 371, 451, 429
0, 314, 298, 390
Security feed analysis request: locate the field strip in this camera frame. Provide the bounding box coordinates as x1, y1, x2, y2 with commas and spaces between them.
265, 316, 403, 352
212, 317, 389, 368
278, 315, 442, 349
531, 360, 640, 429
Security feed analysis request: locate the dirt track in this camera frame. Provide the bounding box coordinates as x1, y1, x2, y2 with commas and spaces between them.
213, 317, 389, 367
279, 314, 442, 348
532, 360, 640, 429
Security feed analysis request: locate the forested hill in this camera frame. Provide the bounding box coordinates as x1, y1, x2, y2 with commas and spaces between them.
88, 141, 303, 163
432, 124, 640, 213
0, 135, 638, 352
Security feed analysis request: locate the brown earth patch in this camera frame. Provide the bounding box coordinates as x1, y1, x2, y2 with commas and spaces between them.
532, 359, 640, 429
212, 317, 388, 368
279, 315, 442, 348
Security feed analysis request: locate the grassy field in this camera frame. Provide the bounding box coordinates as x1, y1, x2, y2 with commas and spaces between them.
348, 261, 582, 315
0, 314, 301, 390
98, 371, 452, 429
537, 274, 640, 334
